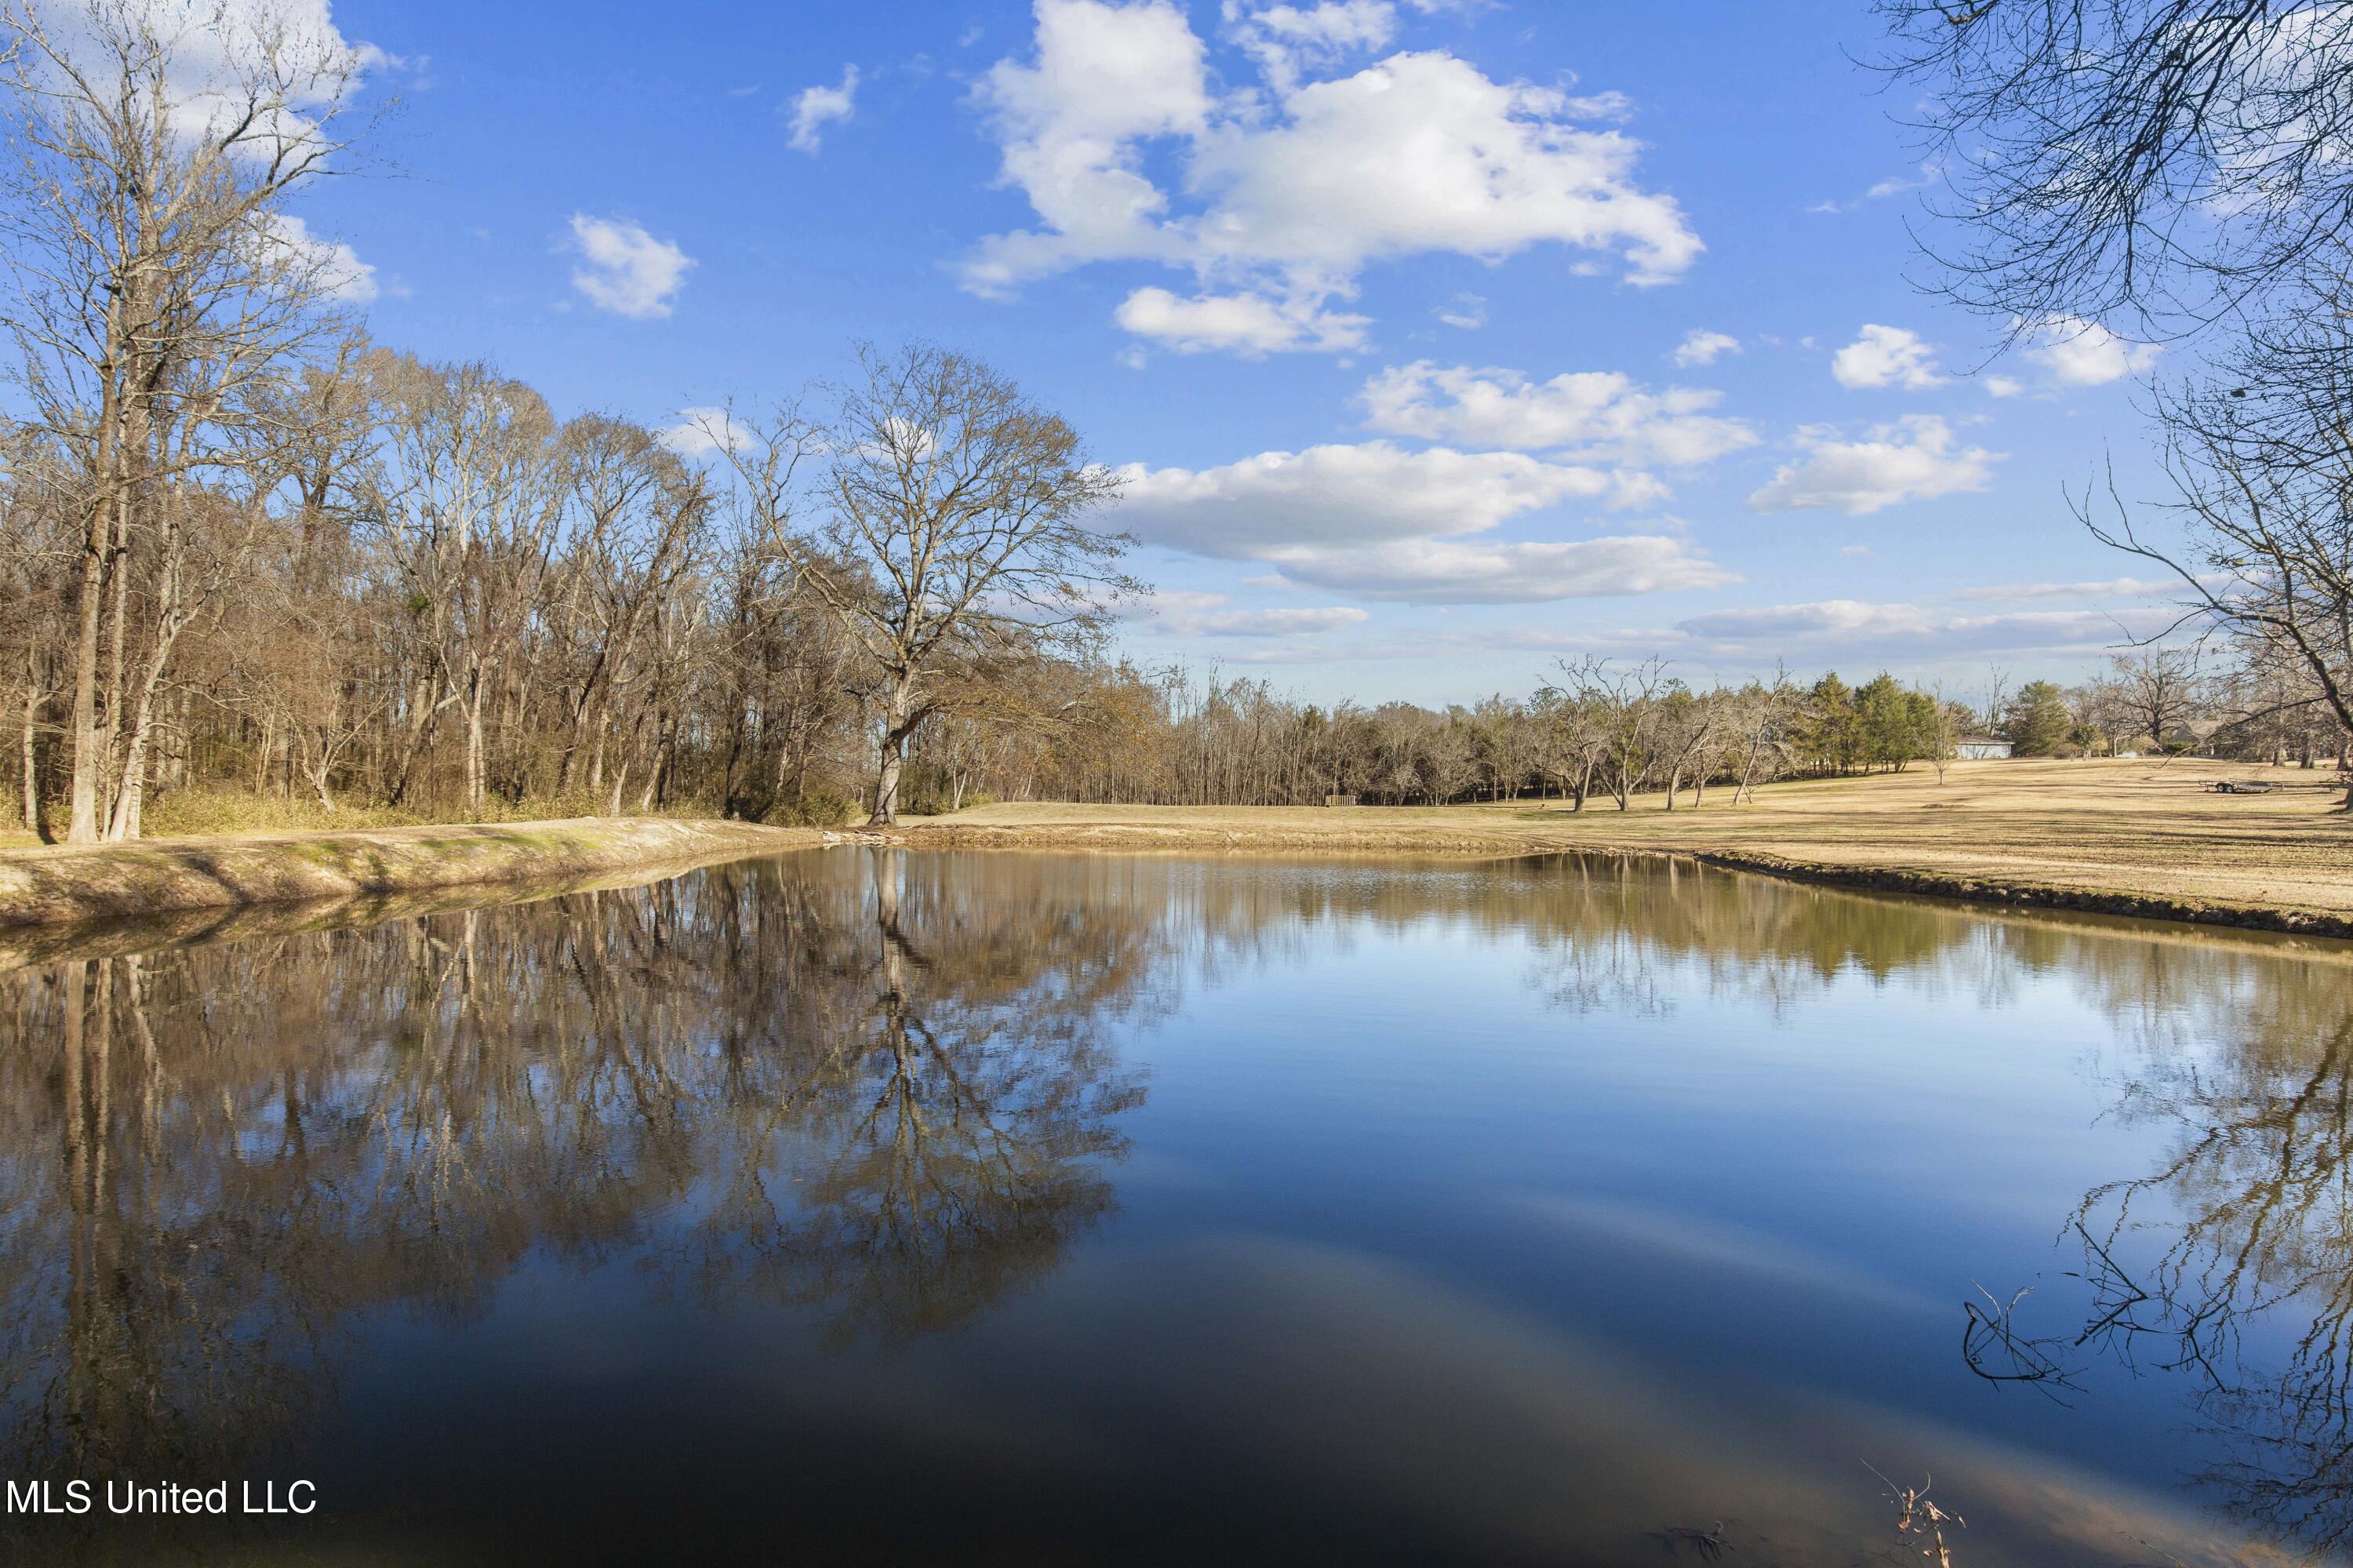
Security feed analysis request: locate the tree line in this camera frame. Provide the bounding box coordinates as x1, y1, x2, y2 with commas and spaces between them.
6, 0, 2351, 846
0, 2, 1136, 840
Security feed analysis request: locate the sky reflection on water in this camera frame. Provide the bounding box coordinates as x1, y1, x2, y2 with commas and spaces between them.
2, 848, 2348, 1566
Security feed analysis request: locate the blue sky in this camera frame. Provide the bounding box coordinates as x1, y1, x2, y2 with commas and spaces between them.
304, 0, 2183, 706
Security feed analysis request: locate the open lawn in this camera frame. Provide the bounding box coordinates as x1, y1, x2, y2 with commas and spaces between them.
898, 758, 2353, 934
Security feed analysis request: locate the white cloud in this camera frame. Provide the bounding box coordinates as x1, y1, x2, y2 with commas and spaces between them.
1983, 374, 2025, 398
1671, 598, 2169, 658
1744, 416, 2000, 515
1360, 361, 1756, 467
1435, 292, 1486, 329
1937, 575, 2183, 602
657, 407, 748, 457
1110, 440, 1726, 604
566, 213, 693, 319
787, 65, 860, 153
966, 0, 1212, 293
1864, 162, 1940, 199
1261, 534, 1732, 603
966, 1, 1698, 350
262, 213, 376, 302
1224, 0, 1397, 91
1830, 324, 1945, 390
1671, 329, 1738, 367
2025, 315, 2160, 387
1175, 603, 1372, 635
1806, 162, 1942, 216
1114, 440, 1659, 558
1115, 285, 1369, 353
1124, 587, 1370, 635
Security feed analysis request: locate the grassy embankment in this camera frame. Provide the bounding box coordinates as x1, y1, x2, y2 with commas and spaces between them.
1, 759, 2348, 942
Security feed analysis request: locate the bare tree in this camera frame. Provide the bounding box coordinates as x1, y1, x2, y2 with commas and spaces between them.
746, 346, 1134, 824
1878, 1, 2353, 337
0, 0, 374, 841
1555, 657, 1668, 812
2111, 648, 2204, 753
1730, 671, 1798, 802
2079, 314, 2353, 805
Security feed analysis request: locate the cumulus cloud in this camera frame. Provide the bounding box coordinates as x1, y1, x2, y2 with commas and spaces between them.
1225, 0, 1397, 91
1745, 416, 1999, 515
1110, 440, 1729, 605
787, 65, 860, 153
1830, 324, 1945, 390
1116, 285, 1369, 353
1360, 361, 1756, 467
2026, 315, 2160, 386
1113, 440, 1659, 558
1983, 374, 2025, 398
965, 0, 1698, 351
1671, 329, 1738, 367
657, 406, 748, 457
566, 213, 693, 319
262, 213, 376, 302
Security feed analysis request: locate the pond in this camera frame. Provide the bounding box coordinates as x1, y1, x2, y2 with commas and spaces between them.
2, 849, 2349, 1566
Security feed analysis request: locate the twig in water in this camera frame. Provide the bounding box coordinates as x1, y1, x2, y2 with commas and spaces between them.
1650, 1520, 1733, 1560
1865, 1463, 1965, 1567
1960, 1282, 2080, 1399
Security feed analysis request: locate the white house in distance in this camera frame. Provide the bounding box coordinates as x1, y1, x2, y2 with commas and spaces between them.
1955, 734, 2013, 760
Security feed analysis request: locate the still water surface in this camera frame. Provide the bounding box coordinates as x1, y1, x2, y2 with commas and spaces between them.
3, 849, 2351, 1566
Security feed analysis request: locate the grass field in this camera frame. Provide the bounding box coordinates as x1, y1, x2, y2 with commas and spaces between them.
897, 758, 2353, 931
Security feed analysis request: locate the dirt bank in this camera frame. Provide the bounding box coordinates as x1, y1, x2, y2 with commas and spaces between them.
0, 817, 818, 930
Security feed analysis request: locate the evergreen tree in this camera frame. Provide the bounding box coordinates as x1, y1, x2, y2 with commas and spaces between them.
2002, 680, 2071, 756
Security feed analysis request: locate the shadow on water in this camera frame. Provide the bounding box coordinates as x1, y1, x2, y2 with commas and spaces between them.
2, 846, 2351, 1563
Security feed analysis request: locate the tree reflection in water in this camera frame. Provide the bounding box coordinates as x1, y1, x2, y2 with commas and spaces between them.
0, 849, 1151, 1499
2060, 986, 2353, 1555
7, 846, 2353, 1561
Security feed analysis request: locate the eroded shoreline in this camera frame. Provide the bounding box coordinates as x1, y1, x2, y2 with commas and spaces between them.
0, 818, 819, 933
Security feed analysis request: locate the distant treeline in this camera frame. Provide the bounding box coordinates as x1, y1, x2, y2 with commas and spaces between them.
5, 2, 2348, 842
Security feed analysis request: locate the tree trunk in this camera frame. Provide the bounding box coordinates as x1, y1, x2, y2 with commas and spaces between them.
20, 666, 45, 844
462, 662, 489, 820
104, 523, 194, 842
869, 676, 917, 826
64, 489, 112, 845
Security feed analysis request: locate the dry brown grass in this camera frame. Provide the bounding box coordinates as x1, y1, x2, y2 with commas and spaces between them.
5, 759, 2348, 939
894, 759, 2353, 931
0, 817, 820, 931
